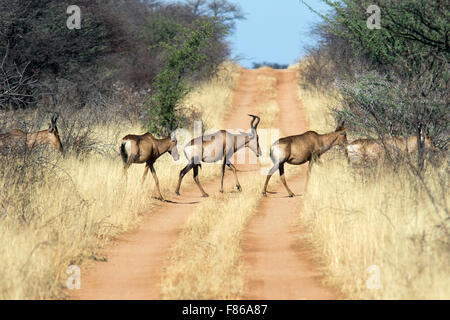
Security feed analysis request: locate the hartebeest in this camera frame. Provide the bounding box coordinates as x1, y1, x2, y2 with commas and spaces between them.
175, 114, 262, 197
262, 123, 348, 197
346, 135, 432, 164
120, 128, 179, 201
0, 113, 63, 153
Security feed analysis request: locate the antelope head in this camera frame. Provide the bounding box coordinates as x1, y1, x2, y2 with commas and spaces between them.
334, 121, 348, 147
48, 113, 64, 153
241, 114, 262, 157
419, 125, 432, 149
166, 122, 179, 161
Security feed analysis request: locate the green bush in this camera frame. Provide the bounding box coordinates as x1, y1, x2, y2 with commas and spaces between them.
302, 0, 449, 169
0, 0, 243, 110
146, 21, 218, 135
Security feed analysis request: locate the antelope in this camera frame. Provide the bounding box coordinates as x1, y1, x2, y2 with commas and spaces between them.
262, 122, 348, 197
120, 128, 179, 201
175, 114, 262, 197
0, 113, 63, 153
346, 135, 432, 164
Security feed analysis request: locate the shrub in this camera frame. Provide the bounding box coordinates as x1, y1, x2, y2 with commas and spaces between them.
300, 0, 449, 169
252, 62, 289, 69
146, 21, 218, 135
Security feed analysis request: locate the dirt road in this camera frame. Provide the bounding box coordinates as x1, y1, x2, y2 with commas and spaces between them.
70, 68, 335, 299
241, 69, 335, 299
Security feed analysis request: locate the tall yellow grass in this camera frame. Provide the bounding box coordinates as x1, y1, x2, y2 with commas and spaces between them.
0, 61, 241, 299
298, 85, 450, 299
297, 88, 337, 133
0, 130, 159, 299
184, 61, 241, 130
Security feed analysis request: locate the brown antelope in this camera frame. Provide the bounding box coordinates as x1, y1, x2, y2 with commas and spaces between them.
120, 128, 179, 201
175, 114, 262, 197
346, 135, 432, 164
0, 113, 63, 153
262, 123, 348, 197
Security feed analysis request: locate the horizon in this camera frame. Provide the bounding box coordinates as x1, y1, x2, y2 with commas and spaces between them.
159, 0, 331, 68
230, 0, 330, 68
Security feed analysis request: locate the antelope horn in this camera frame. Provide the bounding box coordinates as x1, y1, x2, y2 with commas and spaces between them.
172, 118, 179, 130
166, 118, 179, 132
248, 114, 260, 130
51, 112, 59, 125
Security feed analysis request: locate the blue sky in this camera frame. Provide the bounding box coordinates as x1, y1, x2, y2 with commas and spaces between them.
161, 1, 331, 68
230, 1, 331, 68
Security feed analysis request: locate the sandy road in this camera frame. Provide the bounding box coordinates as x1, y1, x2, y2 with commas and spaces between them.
70, 69, 264, 299
241, 69, 336, 299
70, 68, 335, 299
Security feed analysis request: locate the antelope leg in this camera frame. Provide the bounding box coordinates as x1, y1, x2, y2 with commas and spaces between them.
220, 158, 226, 193
149, 163, 163, 201
193, 164, 208, 197
225, 149, 241, 191
227, 163, 241, 191
175, 162, 194, 195
279, 162, 295, 197
262, 162, 279, 196
141, 163, 150, 184
122, 154, 135, 177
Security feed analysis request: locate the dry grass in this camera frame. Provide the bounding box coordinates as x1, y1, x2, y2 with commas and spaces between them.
184, 61, 241, 131
0, 61, 240, 299
304, 158, 449, 299
0, 126, 205, 299
0, 128, 159, 299
161, 174, 265, 299
298, 85, 450, 299
256, 74, 277, 100
297, 88, 337, 133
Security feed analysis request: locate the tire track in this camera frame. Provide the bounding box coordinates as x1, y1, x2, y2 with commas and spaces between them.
242, 69, 337, 299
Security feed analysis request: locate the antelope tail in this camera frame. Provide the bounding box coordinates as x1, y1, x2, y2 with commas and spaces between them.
120, 142, 128, 164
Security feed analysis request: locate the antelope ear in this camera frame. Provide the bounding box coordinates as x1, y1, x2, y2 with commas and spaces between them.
51, 113, 59, 126
335, 120, 346, 132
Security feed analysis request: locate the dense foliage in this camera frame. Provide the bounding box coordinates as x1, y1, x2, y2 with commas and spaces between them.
147, 21, 218, 135
0, 0, 243, 111
301, 0, 449, 168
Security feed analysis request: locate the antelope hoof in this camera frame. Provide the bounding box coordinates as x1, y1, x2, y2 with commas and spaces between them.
153, 196, 164, 201
262, 191, 267, 197
202, 193, 209, 198
236, 185, 242, 192
288, 193, 295, 198
220, 189, 224, 193
175, 191, 180, 196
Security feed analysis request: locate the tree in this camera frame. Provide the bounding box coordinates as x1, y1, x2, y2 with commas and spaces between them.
186, 0, 245, 31
146, 20, 218, 135
301, 0, 449, 169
